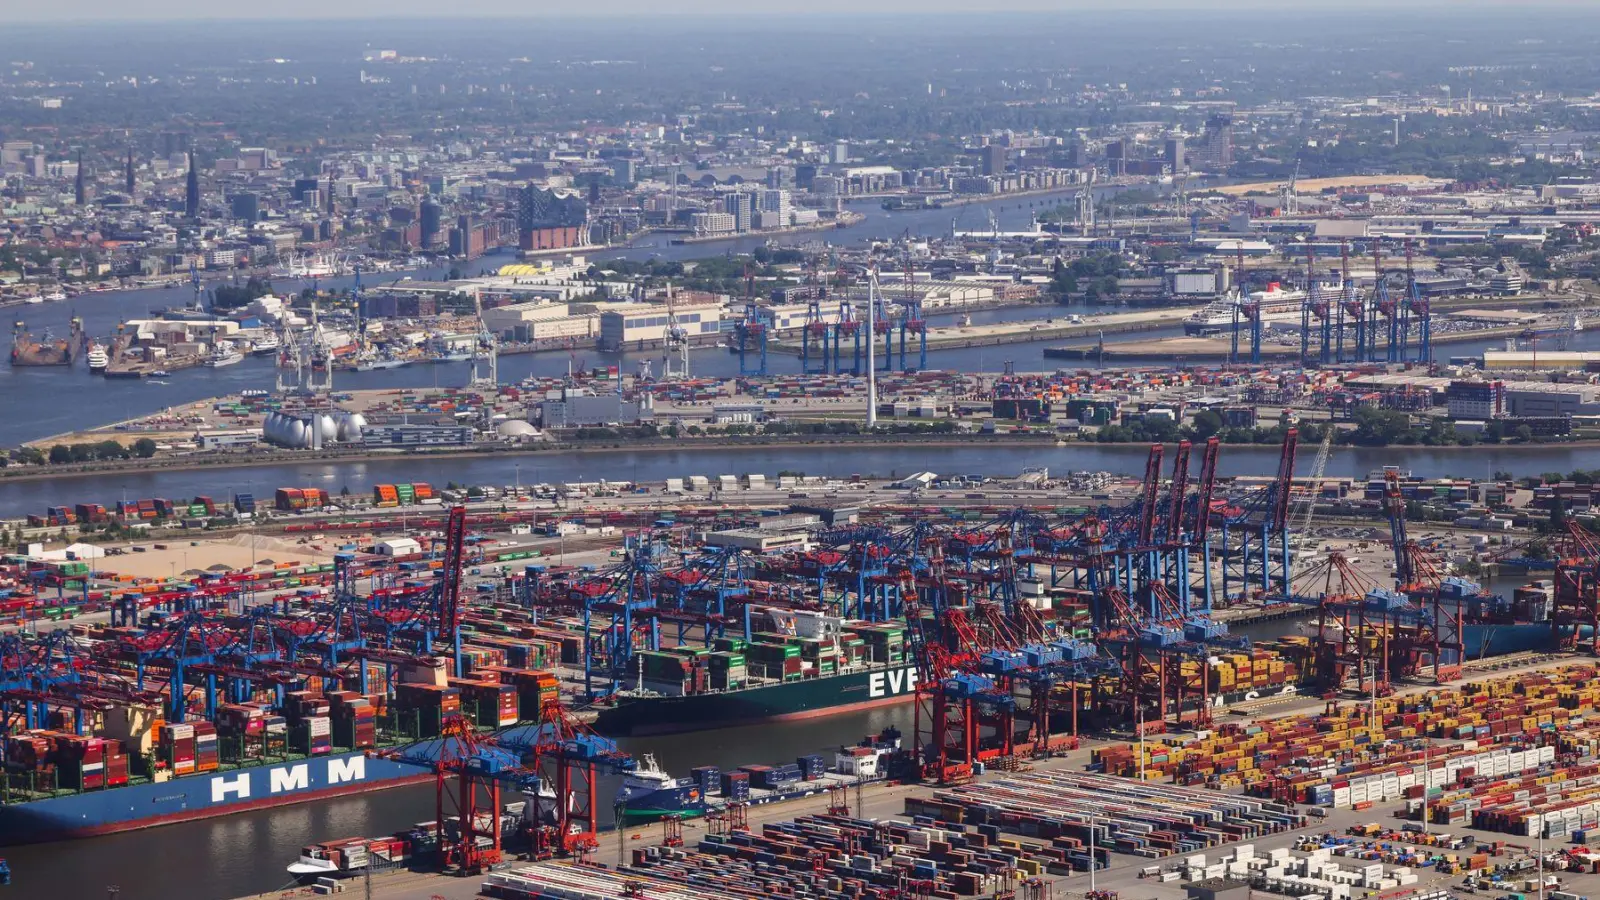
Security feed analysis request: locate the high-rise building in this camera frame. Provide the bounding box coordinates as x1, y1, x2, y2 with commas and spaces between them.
611, 158, 638, 185
125, 148, 135, 195
831, 141, 850, 165
229, 192, 260, 222
516, 185, 588, 251
73, 150, 86, 206
185, 151, 200, 218
1188, 114, 1235, 170
1104, 140, 1126, 177
982, 143, 1007, 177
1164, 138, 1185, 172
722, 191, 753, 232
420, 199, 444, 248
161, 131, 191, 157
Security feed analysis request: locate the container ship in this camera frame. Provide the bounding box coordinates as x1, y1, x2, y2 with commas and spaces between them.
10, 317, 84, 366
591, 609, 919, 736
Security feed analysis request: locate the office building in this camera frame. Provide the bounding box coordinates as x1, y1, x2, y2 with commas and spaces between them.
73, 150, 86, 206
185, 151, 200, 218
1446, 380, 1504, 420
420, 199, 444, 248
229, 192, 260, 222
1164, 138, 1185, 172
982, 143, 1007, 177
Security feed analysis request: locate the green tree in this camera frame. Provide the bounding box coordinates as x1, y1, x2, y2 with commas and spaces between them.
48, 444, 71, 464
132, 438, 158, 458
1191, 410, 1223, 440
16, 447, 44, 465
1514, 425, 1535, 442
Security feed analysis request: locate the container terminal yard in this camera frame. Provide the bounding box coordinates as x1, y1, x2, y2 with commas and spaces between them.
5, 427, 1600, 897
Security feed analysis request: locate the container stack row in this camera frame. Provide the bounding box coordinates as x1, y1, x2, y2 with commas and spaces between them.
908, 770, 1305, 864
484, 809, 1075, 900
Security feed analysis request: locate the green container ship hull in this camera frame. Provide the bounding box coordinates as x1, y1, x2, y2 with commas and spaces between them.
592, 665, 921, 736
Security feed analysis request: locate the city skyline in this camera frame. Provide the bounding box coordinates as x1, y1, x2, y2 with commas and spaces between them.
7, 0, 1598, 22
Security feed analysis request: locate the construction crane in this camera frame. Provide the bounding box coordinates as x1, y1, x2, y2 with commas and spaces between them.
469, 289, 498, 388
1290, 426, 1335, 547
734, 266, 767, 377
661, 284, 690, 381
437, 505, 469, 677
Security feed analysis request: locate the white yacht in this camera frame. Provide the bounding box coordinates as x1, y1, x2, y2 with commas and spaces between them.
85, 343, 109, 373
250, 332, 280, 356
206, 341, 244, 368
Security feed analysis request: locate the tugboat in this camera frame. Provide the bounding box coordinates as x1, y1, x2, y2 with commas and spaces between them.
85, 343, 109, 373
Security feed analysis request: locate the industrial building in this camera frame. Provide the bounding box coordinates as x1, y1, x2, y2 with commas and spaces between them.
194, 429, 261, 451
535, 389, 653, 428
360, 424, 474, 447
598, 301, 724, 350
479, 302, 600, 342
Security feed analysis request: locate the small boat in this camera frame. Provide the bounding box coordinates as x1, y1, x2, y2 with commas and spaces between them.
86, 344, 109, 373
148, 370, 170, 378
42, 290, 67, 303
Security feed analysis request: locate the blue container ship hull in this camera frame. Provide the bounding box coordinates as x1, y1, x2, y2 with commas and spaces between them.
0, 751, 429, 845
1464, 622, 1556, 658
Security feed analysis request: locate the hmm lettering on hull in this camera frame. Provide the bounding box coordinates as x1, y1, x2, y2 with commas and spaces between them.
867, 668, 919, 699
210, 757, 367, 803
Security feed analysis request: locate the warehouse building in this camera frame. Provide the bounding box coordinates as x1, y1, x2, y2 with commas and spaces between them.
535, 390, 653, 427
480, 301, 601, 342
194, 429, 261, 451
598, 301, 724, 350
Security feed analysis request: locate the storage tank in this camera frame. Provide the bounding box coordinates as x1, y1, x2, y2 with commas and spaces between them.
337, 412, 366, 442
317, 413, 338, 446
287, 418, 307, 448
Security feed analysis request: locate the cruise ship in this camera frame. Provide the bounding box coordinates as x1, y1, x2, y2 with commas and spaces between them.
250, 333, 280, 356
1183, 279, 1353, 335
273, 251, 347, 280
85, 343, 109, 373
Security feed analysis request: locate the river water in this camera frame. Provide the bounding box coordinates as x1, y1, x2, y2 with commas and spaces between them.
1, 440, 1597, 520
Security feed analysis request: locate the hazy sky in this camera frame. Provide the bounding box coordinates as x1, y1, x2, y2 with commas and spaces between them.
5, 0, 1593, 23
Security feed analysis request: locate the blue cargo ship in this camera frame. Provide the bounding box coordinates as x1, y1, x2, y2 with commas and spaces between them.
0, 750, 429, 844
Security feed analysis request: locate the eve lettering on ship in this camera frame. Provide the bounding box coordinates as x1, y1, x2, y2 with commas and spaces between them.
209, 757, 367, 803
868, 668, 919, 699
